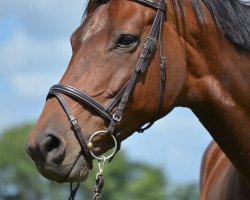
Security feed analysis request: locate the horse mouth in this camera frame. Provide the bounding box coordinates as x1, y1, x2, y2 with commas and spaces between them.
36, 153, 90, 183
60, 154, 89, 183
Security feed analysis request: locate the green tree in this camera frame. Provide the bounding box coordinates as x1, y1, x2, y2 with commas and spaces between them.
169, 183, 199, 200
0, 123, 199, 200
82, 154, 167, 200
0, 124, 66, 200
0, 124, 168, 200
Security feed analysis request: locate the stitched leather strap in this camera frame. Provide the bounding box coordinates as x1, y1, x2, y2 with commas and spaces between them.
107, 0, 166, 135
47, 91, 93, 169
135, 0, 166, 12
46, 0, 167, 167
49, 84, 113, 121
138, 0, 167, 132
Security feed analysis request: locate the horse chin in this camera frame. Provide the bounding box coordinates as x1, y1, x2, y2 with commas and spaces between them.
62, 155, 89, 183
36, 155, 89, 183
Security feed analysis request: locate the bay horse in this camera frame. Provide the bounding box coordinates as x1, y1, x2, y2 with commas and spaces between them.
26, 0, 250, 199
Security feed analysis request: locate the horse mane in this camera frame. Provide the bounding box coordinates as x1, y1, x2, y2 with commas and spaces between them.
83, 0, 250, 51
185, 0, 250, 51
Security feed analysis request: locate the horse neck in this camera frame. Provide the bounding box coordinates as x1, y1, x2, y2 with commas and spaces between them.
176, 1, 250, 187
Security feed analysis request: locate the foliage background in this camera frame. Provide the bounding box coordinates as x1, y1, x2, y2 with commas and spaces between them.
0, 124, 199, 200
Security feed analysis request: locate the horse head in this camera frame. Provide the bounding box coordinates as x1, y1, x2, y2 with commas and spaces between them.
26, 0, 187, 182
26, 0, 250, 189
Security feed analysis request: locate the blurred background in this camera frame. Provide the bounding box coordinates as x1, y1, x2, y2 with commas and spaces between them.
0, 0, 212, 199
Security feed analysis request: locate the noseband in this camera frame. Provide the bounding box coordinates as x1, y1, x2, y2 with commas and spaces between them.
47, 0, 166, 169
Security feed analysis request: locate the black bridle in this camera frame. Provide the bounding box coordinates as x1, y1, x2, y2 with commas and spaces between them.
47, 0, 166, 171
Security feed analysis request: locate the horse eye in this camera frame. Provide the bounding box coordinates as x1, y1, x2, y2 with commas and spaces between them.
116, 35, 137, 48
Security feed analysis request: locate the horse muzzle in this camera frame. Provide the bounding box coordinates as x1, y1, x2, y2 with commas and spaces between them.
26, 130, 89, 182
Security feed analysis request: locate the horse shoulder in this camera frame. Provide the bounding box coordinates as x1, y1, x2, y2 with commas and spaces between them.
200, 141, 250, 200
200, 141, 234, 200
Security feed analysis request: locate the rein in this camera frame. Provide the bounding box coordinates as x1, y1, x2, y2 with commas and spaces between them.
47, 0, 167, 199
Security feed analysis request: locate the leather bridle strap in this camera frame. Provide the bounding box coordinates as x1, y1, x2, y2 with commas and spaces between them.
107, 0, 166, 135
47, 0, 167, 168
139, 0, 167, 132
47, 91, 93, 169
49, 84, 113, 121
135, 0, 166, 12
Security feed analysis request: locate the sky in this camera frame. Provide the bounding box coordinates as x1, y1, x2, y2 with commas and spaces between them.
0, 0, 214, 184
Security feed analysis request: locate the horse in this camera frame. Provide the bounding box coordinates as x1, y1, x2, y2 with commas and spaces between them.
25, 0, 250, 199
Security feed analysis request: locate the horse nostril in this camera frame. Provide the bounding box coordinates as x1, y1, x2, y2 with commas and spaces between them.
43, 135, 60, 153
39, 134, 65, 163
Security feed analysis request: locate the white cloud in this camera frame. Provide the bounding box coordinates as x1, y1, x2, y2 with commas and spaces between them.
10, 72, 60, 98
0, 0, 87, 39
0, 30, 71, 98
0, 1, 88, 100
0, 30, 70, 72
0, 1, 88, 134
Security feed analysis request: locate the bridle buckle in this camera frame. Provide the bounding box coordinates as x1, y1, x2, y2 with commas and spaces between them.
144, 37, 157, 51
113, 114, 122, 122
